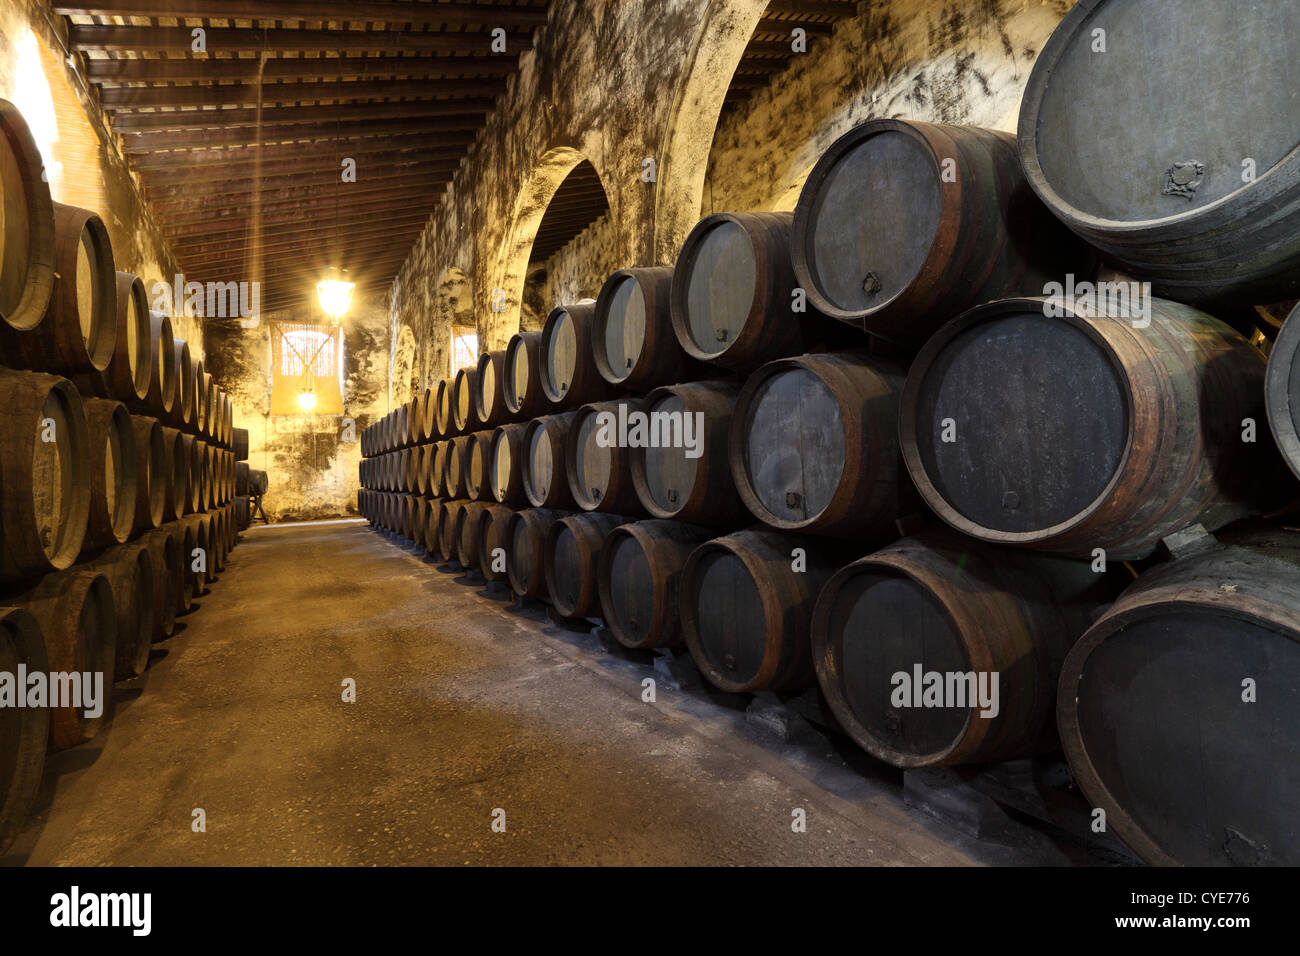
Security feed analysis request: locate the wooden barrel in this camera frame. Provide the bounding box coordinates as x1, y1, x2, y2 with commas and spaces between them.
474, 350, 509, 429
234, 495, 249, 531
592, 266, 697, 391
564, 399, 646, 514
476, 503, 517, 582
1019, 0, 1300, 306
2, 202, 116, 375
452, 366, 482, 433
236, 457, 250, 496
14, 568, 116, 751
792, 120, 1090, 348
444, 435, 471, 499
488, 423, 529, 506
97, 272, 152, 405
438, 499, 470, 561
199, 370, 215, 440
139, 527, 179, 640
412, 444, 430, 496
434, 378, 455, 438
522, 412, 578, 509
680, 529, 848, 693
539, 302, 616, 408
170, 338, 193, 428
428, 441, 449, 497
0, 607, 49, 856
503, 330, 549, 418
248, 468, 268, 496
232, 426, 248, 461
129, 414, 165, 532
544, 511, 628, 618
900, 296, 1290, 559
0, 99, 56, 336
597, 519, 714, 650
422, 497, 444, 556
730, 351, 914, 537
186, 512, 214, 587
464, 430, 495, 501
1266, 305, 1300, 482
0, 369, 91, 580
393, 402, 410, 449
811, 529, 1111, 769
406, 395, 422, 446
159, 426, 188, 521
1058, 531, 1300, 866
631, 379, 746, 527
505, 508, 568, 598
404, 445, 420, 493
670, 212, 812, 372
83, 541, 155, 682
81, 398, 138, 554
192, 362, 206, 436
142, 310, 176, 420
452, 500, 491, 568
165, 518, 197, 613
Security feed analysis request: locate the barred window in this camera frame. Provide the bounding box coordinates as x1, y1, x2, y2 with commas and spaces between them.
270, 320, 344, 415
452, 324, 478, 371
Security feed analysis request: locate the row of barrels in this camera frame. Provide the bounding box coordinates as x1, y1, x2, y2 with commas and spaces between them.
0, 505, 243, 855
360, 488, 1299, 868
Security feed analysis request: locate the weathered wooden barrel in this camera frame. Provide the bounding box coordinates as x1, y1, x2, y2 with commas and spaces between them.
180, 435, 203, 512
452, 500, 491, 568
403, 445, 420, 493
0, 369, 91, 580
210, 508, 227, 570
422, 497, 444, 556
170, 338, 193, 428
503, 330, 549, 418
564, 399, 646, 514
1058, 531, 1300, 866
631, 379, 746, 527
80, 398, 138, 554
463, 430, 496, 501
544, 511, 628, 619
476, 503, 517, 582
792, 120, 1089, 348
83, 542, 155, 682
1019, 0, 1300, 306
0, 99, 56, 337
452, 366, 482, 433
434, 378, 455, 438
438, 499, 471, 561
165, 518, 197, 614
2, 202, 116, 375
488, 423, 528, 506
406, 494, 424, 546
444, 435, 471, 499
129, 414, 165, 532
505, 508, 568, 598
139, 527, 179, 640
189, 511, 216, 585
232, 426, 248, 461
159, 426, 188, 521
900, 296, 1290, 559
1266, 305, 1300, 482
199, 370, 215, 440
233, 495, 249, 531
597, 519, 714, 650
14, 568, 116, 750
522, 412, 578, 509
428, 441, 449, 497
811, 529, 1111, 769
670, 212, 809, 372
418, 388, 436, 444
191, 361, 206, 436
474, 350, 509, 429
143, 310, 176, 420
539, 302, 616, 408
248, 468, 268, 496
0, 606, 49, 855
593, 266, 696, 391
93, 271, 151, 405
730, 351, 914, 537
680, 529, 848, 693
413, 444, 431, 496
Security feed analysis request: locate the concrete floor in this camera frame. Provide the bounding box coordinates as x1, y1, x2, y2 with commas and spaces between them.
5, 521, 1082, 866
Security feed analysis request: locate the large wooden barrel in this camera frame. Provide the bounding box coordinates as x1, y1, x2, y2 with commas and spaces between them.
199, 369, 215, 440
83, 541, 155, 682
488, 423, 529, 506
142, 311, 176, 420
234, 494, 250, 531
670, 212, 816, 372
592, 266, 697, 391
631, 379, 746, 527
503, 330, 549, 418
1266, 305, 1300, 482
0, 369, 91, 580
539, 302, 616, 408
464, 430, 495, 502
437, 498, 470, 561
159, 426, 188, 521
0, 99, 56, 337
812, 529, 1111, 769
93, 272, 151, 405
15, 568, 116, 750
544, 511, 628, 619
232, 426, 248, 461
139, 527, 179, 640
1019, 0, 1300, 306
680, 529, 848, 693
183, 512, 213, 589
417, 388, 436, 444
80, 398, 138, 554
428, 441, 449, 498
129, 414, 165, 532
505, 508, 568, 598
413, 444, 431, 496
1058, 531, 1300, 866
180, 435, 203, 512
452, 500, 491, 568
474, 350, 509, 429
451, 366, 482, 433
248, 468, 268, 496
166, 519, 197, 613
564, 399, 646, 514
0, 606, 49, 856
1, 202, 116, 375
731, 351, 914, 537
170, 338, 193, 428
434, 378, 455, 438
476, 503, 517, 583
521, 412, 578, 509
792, 120, 1089, 348
421, 496, 444, 556
597, 519, 714, 650
900, 296, 1291, 559
444, 435, 471, 499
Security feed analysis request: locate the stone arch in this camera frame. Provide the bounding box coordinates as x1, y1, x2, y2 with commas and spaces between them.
651, 0, 769, 263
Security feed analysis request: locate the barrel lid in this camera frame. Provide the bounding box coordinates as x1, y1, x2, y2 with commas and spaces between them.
1020, 0, 1300, 229
638, 391, 699, 516
677, 218, 756, 359
541, 305, 578, 400
524, 423, 553, 504
686, 546, 767, 687
602, 530, 655, 646
504, 335, 530, 411
569, 406, 614, 509
596, 273, 646, 383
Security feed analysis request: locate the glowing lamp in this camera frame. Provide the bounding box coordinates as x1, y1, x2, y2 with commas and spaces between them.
316, 273, 355, 320
297, 390, 317, 412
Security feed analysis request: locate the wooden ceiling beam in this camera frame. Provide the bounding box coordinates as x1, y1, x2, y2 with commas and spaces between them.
85, 54, 518, 84
128, 134, 467, 170
174, 218, 430, 258
120, 117, 484, 151
140, 155, 460, 188
163, 193, 442, 234
101, 77, 506, 109
55, 1, 549, 27
112, 99, 494, 132
71, 25, 533, 54
146, 174, 449, 207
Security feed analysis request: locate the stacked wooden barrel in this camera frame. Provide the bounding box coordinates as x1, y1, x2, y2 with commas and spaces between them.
0, 97, 246, 856
357, 1, 1300, 868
